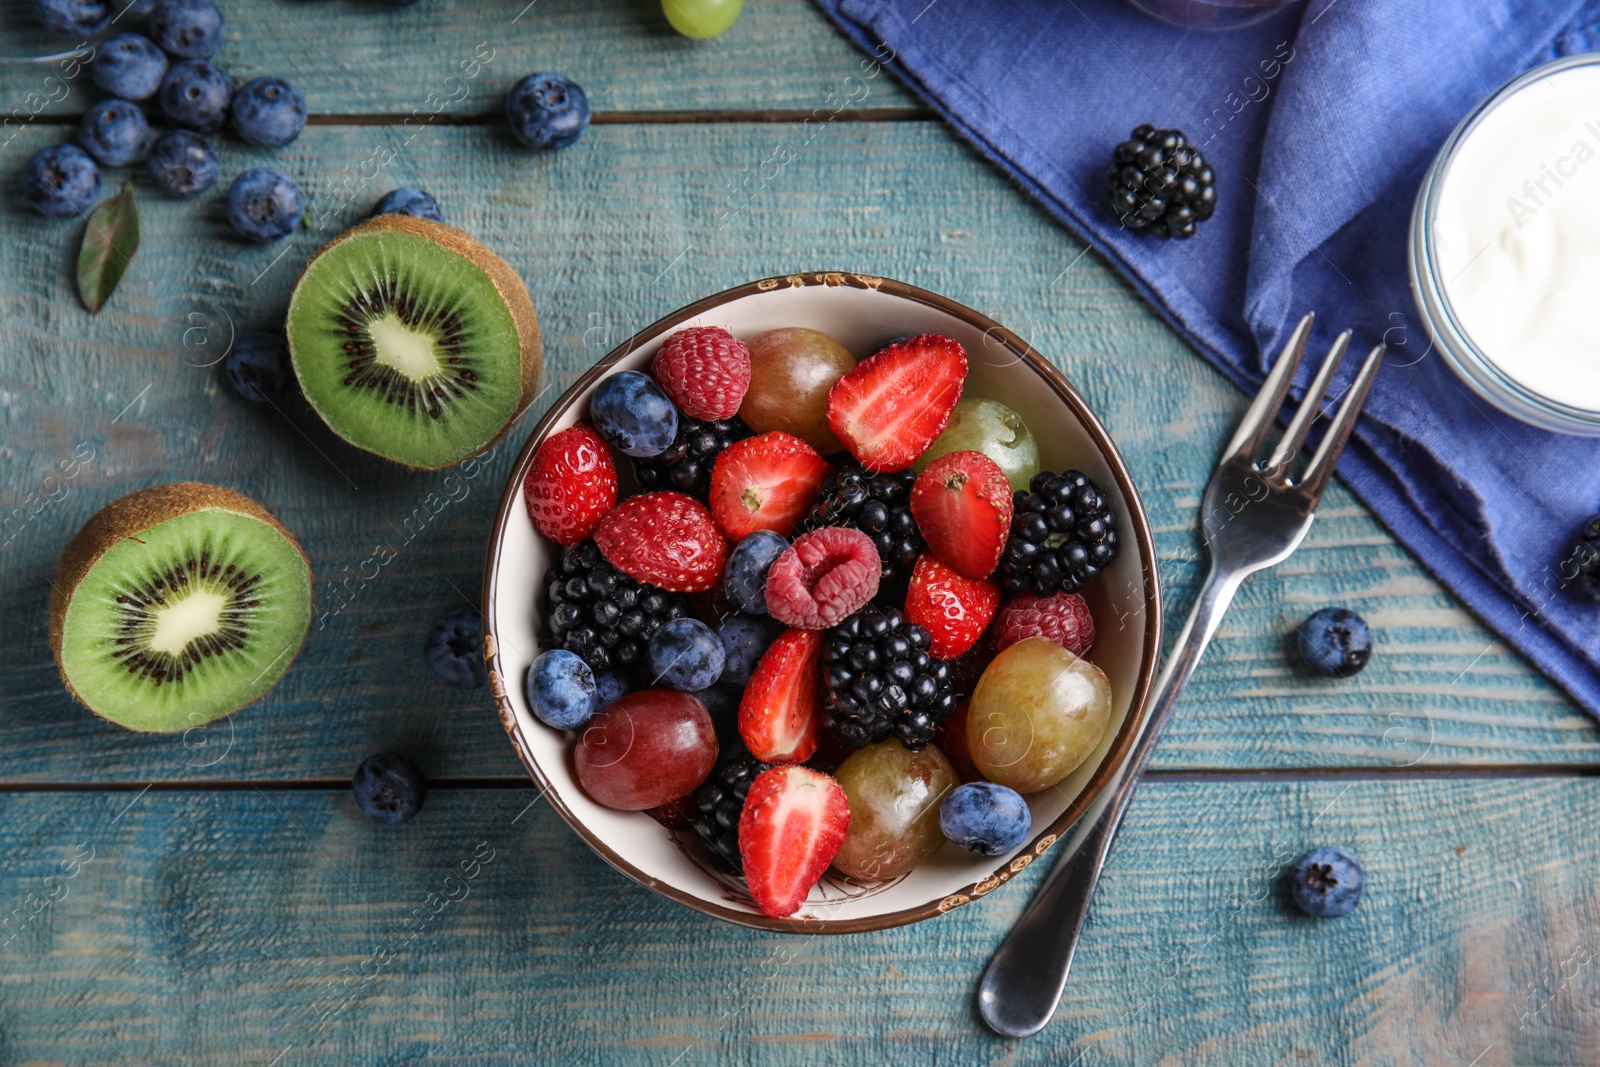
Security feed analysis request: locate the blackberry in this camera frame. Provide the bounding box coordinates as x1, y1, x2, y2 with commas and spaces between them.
686, 753, 770, 873
1564, 515, 1600, 602
999, 470, 1119, 597
1107, 124, 1216, 239
821, 606, 955, 751
631, 415, 751, 498
805, 464, 922, 585
542, 541, 688, 674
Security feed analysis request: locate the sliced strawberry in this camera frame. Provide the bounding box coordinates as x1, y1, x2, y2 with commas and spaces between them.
709, 432, 831, 541
593, 491, 729, 593
523, 422, 617, 546
903, 554, 1000, 659
738, 765, 851, 918
738, 628, 823, 764
826, 334, 967, 471
909, 450, 1013, 580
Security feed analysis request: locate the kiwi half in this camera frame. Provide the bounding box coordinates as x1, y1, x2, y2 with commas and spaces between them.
49, 483, 312, 733
285, 215, 542, 470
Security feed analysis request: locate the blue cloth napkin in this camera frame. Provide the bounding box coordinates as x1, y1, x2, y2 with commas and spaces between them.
814, 0, 1600, 718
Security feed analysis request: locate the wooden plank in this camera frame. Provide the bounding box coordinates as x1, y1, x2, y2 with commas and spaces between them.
0, 120, 1593, 782
0, 778, 1591, 1063
0, 0, 910, 117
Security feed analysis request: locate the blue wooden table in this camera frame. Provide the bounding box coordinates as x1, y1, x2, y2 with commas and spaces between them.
2, 2, 1598, 1062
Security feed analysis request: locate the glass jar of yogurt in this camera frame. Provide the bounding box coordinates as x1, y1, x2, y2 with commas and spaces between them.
1411, 53, 1600, 435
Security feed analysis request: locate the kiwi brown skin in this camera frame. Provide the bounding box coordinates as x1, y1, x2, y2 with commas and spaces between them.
287, 214, 543, 471
48, 482, 311, 731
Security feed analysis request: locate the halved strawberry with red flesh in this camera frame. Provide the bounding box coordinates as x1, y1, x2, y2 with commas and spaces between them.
909, 450, 1013, 580
593, 491, 729, 592
738, 765, 851, 918
826, 334, 967, 471
903, 554, 999, 659
709, 432, 831, 541
738, 628, 823, 764
523, 422, 617, 546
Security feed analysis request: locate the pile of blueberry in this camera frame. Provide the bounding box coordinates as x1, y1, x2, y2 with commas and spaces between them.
25, 0, 309, 242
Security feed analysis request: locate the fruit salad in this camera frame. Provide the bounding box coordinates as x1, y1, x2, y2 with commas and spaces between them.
522, 326, 1123, 917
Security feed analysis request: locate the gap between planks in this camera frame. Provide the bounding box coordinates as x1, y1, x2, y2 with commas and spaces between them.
26, 107, 935, 128
0, 764, 1594, 794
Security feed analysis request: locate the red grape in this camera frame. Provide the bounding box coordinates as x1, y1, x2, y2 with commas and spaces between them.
575, 689, 718, 810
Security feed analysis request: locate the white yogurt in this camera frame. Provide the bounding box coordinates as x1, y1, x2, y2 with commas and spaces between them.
1433, 62, 1600, 411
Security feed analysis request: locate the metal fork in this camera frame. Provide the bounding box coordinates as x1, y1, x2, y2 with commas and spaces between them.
977, 312, 1385, 1038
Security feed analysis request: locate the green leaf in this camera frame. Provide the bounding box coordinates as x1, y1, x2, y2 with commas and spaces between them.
76, 180, 140, 315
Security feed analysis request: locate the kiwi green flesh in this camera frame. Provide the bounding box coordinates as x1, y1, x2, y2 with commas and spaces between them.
58, 508, 312, 732
287, 227, 524, 469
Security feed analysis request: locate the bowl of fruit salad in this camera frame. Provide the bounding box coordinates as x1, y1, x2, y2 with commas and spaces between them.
483, 272, 1161, 932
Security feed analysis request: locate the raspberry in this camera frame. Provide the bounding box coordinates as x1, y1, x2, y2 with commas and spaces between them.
994, 592, 1095, 655
653, 326, 751, 421
764, 527, 880, 630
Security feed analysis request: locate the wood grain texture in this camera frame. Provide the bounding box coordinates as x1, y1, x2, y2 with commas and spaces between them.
0, 780, 1591, 1064
0, 0, 909, 118
0, 119, 1594, 781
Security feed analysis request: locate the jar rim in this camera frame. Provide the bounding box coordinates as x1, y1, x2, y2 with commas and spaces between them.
1410, 51, 1600, 436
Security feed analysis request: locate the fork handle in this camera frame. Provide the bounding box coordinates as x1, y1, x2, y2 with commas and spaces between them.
976, 563, 1244, 1038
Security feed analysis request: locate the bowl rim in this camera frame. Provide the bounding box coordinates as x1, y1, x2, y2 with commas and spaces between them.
481, 271, 1164, 934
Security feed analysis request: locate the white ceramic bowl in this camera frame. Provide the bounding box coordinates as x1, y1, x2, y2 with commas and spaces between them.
483, 272, 1162, 933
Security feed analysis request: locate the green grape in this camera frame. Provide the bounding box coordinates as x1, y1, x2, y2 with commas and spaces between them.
967, 637, 1111, 794
913, 398, 1041, 491
663, 0, 745, 39
831, 740, 958, 880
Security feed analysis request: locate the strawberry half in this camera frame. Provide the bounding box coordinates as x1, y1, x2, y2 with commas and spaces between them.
903, 554, 1000, 659
738, 628, 823, 763
709, 432, 831, 541
523, 422, 617, 546
909, 450, 1013, 580
826, 334, 967, 471
593, 491, 729, 593
738, 765, 851, 918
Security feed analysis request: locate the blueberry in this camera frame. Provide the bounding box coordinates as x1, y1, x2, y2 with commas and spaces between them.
372, 187, 443, 222
1290, 846, 1365, 918
224, 330, 291, 404
227, 167, 303, 242
589, 370, 678, 458
145, 129, 218, 197
352, 753, 426, 825
716, 612, 782, 686
148, 0, 224, 59
31, 0, 109, 34
527, 649, 597, 730
230, 76, 307, 148
77, 100, 148, 167
1297, 607, 1372, 677
939, 782, 1032, 856
723, 530, 787, 615
423, 608, 487, 689
505, 72, 589, 151
648, 617, 725, 691
158, 59, 232, 133
92, 33, 169, 101
593, 670, 631, 711
23, 145, 99, 219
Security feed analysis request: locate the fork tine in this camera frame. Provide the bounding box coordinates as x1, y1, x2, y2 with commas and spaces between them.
1297, 343, 1385, 501
1264, 328, 1352, 477
1222, 312, 1315, 464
